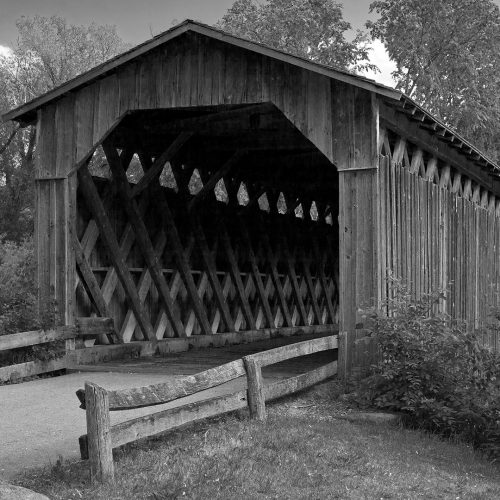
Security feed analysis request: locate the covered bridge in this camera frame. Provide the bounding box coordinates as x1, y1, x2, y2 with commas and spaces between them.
3, 20, 500, 371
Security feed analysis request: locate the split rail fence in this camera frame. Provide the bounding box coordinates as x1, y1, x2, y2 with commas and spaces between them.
0, 319, 113, 383
76, 335, 338, 484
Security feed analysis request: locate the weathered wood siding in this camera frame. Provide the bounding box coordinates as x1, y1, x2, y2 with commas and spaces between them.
35, 31, 336, 325
379, 126, 500, 350
332, 81, 380, 374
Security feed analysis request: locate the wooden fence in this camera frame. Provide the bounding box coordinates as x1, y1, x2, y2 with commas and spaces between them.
0, 318, 115, 383
77, 335, 338, 483
0, 326, 77, 383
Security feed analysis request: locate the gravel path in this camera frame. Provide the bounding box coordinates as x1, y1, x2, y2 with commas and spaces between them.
0, 371, 247, 481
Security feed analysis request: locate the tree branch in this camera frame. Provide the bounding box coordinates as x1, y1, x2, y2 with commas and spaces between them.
0, 125, 20, 156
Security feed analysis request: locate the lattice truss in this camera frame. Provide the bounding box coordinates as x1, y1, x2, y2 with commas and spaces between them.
380, 127, 500, 212
74, 139, 338, 343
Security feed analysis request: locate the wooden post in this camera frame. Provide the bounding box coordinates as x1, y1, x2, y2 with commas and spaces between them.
333, 83, 380, 381
337, 331, 349, 387
85, 382, 114, 484
243, 356, 266, 421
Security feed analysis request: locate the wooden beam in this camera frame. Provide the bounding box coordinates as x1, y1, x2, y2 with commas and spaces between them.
244, 356, 266, 421
191, 216, 235, 332
119, 230, 167, 342
278, 226, 309, 326
73, 233, 113, 326
85, 382, 114, 484
246, 335, 337, 367
239, 222, 275, 328
260, 230, 293, 327
77, 163, 155, 340
220, 224, 256, 330
0, 326, 76, 351
104, 144, 187, 338
188, 151, 245, 211
130, 132, 193, 198
77, 359, 245, 411
151, 187, 213, 336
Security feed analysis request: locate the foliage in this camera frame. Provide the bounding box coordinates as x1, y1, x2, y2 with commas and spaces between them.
0, 237, 38, 336
218, 0, 377, 73
356, 280, 500, 461
368, 0, 500, 162
0, 237, 65, 369
0, 16, 129, 242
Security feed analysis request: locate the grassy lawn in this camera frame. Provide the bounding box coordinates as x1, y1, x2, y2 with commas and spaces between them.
17, 381, 500, 500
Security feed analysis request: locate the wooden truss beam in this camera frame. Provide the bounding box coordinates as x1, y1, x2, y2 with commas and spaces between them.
188, 151, 245, 211
130, 132, 193, 198
104, 143, 188, 338
77, 163, 156, 341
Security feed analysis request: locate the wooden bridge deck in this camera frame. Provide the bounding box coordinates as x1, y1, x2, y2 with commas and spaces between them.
70, 332, 337, 380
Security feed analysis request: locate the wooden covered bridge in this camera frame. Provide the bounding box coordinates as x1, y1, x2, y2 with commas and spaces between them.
3, 20, 500, 375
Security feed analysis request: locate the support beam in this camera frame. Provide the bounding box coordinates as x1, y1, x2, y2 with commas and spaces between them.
73, 234, 112, 324
188, 151, 245, 211
78, 162, 156, 340
104, 143, 187, 338
220, 225, 256, 330
191, 216, 235, 332
130, 132, 193, 198
239, 222, 275, 328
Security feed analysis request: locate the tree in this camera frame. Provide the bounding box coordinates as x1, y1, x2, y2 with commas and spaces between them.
368, 0, 500, 161
0, 16, 129, 241
217, 0, 376, 72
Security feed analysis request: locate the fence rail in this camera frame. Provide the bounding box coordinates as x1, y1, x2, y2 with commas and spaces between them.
0, 318, 115, 383
0, 326, 78, 383
77, 335, 338, 484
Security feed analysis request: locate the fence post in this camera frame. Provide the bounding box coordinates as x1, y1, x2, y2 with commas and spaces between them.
243, 356, 266, 421
337, 330, 351, 388
85, 382, 114, 484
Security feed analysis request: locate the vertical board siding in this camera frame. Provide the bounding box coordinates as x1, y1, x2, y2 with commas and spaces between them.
378, 155, 500, 350
37, 31, 336, 324
70, 33, 333, 165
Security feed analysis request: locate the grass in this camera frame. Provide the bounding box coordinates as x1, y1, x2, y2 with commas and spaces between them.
16, 381, 500, 500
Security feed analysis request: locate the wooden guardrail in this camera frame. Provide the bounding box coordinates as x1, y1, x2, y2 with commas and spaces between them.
77, 335, 338, 484
0, 318, 114, 383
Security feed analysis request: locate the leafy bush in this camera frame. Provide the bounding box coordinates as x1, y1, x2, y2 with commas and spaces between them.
356, 280, 500, 462
0, 237, 38, 335
0, 237, 64, 371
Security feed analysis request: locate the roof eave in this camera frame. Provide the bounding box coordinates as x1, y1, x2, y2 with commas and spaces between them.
2, 20, 400, 125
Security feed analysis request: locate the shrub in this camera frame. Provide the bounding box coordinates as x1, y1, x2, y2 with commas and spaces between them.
0, 237, 38, 335
356, 280, 500, 462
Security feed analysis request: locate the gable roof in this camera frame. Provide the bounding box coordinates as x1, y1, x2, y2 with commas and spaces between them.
2, 19, 399, 124
2, 19, 498, 172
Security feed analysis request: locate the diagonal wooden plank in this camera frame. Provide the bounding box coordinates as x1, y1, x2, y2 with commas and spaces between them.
260, 230, 293, 327
120, 230, 167, 342
220, 224, 256, 330
278, 226, 309, 326
101, 196, 150, 304
74, 220, 99, 293
151, 186, 212, 336
74, 183, 114, 293
188, 151, 246, 211
78, 163, 155, 340
191, 216, 235, 332
239, 222, 274, 328
312, 237, 336, 323
131, 132, 193, 198
73, 233, 111, 321
104, 143, 186, 338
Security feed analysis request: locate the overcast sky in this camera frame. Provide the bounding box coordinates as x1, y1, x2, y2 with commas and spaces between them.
0, 0, 499, 87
